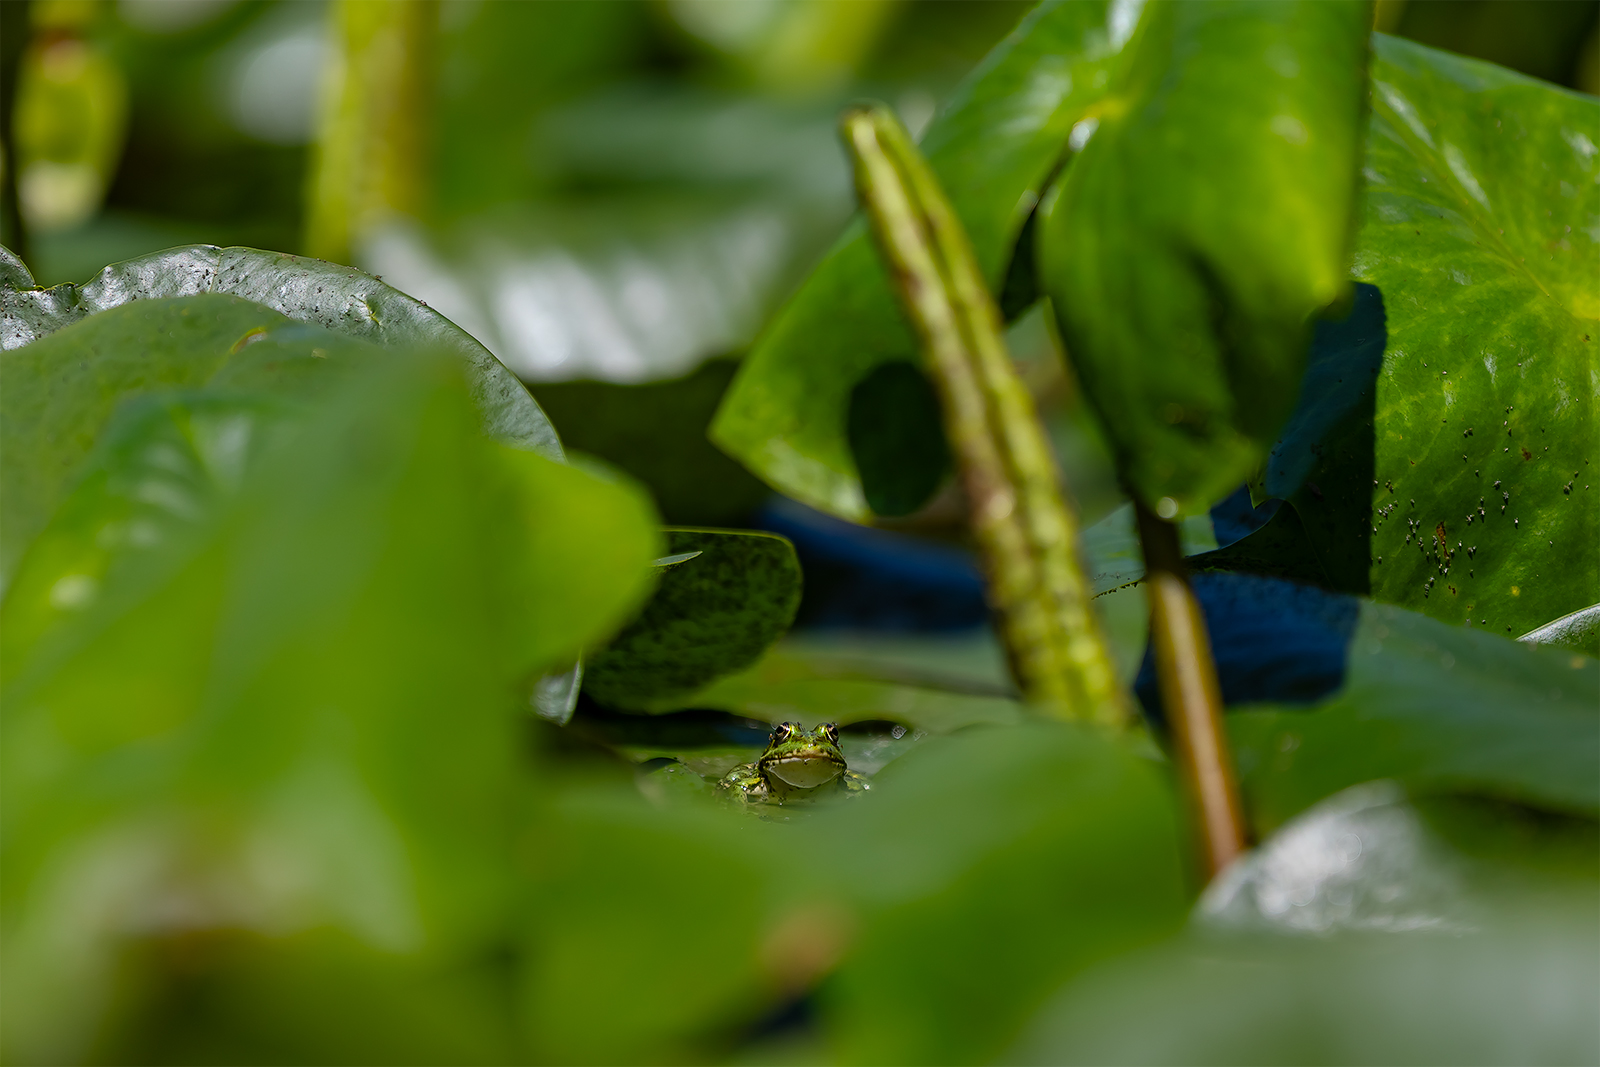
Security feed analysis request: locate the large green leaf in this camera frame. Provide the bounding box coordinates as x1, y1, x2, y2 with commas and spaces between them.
811, 723, 1188, 1065
1229, 600, 1599, 831
1014, 823, 1596, 1064
522, 722, 1188, 1066
0, 358, 656, 1064
711, 0, 1135, 520
1037, 0, 1370, 516
1249, 36, 1600, 634
581, 528, 802, 712
0, 389, 303, 678
1, 246, 560, 586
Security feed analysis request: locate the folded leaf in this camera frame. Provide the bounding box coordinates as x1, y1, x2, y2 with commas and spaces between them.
1037, 0, 1370, 516
712, 0, 1135, 519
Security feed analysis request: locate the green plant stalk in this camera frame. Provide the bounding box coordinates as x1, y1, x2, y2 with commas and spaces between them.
305, 0, 436, 264
843, 104, 1127, 727
1134, 500, 1247, 878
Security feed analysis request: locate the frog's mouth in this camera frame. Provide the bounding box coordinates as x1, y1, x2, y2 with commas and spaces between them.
765, 754, 845, 789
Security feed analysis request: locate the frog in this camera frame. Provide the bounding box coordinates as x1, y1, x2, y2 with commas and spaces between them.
716, 721, 871, 805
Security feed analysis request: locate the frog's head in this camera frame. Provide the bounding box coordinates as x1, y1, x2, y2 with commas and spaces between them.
758, 722, 847, 789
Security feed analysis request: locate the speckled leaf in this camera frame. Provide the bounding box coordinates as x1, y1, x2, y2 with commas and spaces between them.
1, 246, 559, 585
711, 0, 1135, 520
1229, 600, 1600, 833
1037, 0, 1370, 517
582, 529, 802, 711
1263, 37, 1600, 635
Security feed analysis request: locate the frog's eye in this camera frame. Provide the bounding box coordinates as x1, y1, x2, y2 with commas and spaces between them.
822, 723, 839, 744
777, 722, 798, 740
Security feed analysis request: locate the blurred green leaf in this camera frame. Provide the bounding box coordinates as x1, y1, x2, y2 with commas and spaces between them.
1013, 783, 1598, 1065
1260, 35, 1600, 636
1229, 601, 1600, 832
584, 529, 802, 712
520, 787, 788, 1065
712, 0, 1134, 520
0, 388, 303, 677
809, 722, 1189, 1065
1, 245, 561, 584
1037, 0, 1370, 516
0, 357, 657, 1064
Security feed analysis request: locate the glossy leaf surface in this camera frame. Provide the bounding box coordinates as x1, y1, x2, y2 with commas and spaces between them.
1, 245, 556, 452
1252, 36, 1599, 635
582, 529, 802, 711
712, 0, 1133, 519
1038, 0, 1370, 516
1, 246, 559, 585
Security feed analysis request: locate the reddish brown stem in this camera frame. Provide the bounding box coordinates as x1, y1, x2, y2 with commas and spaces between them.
1134, 500, 1248, 878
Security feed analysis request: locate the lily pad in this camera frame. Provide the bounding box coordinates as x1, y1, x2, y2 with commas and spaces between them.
0, 246, 560, 586
582, 529, 802, 711
1249, 36, 1600, 635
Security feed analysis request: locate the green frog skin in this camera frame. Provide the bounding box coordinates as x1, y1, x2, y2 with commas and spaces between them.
717, 722, 870, 805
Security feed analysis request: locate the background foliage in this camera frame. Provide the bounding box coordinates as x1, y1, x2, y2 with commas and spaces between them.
1, 1, 1596, 1064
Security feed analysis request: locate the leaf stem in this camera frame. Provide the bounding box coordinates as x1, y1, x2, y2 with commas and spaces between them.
1133, 500, 1247, 877
843, 104, 1127, 727
305, 0, 436, 264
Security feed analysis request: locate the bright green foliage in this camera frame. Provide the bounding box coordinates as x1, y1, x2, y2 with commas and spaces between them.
1268, 36, 1600, 635
1, 389, 304, 677
1038, 0, 1370, 517
1, 296, 293, 582
582, 528, 802, 711
713, 0, 1134, 520
0, 358, 657, 1064
1231, 602, 1599, 831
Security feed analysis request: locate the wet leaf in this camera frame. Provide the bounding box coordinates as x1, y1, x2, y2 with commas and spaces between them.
1, 246, 559, 585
